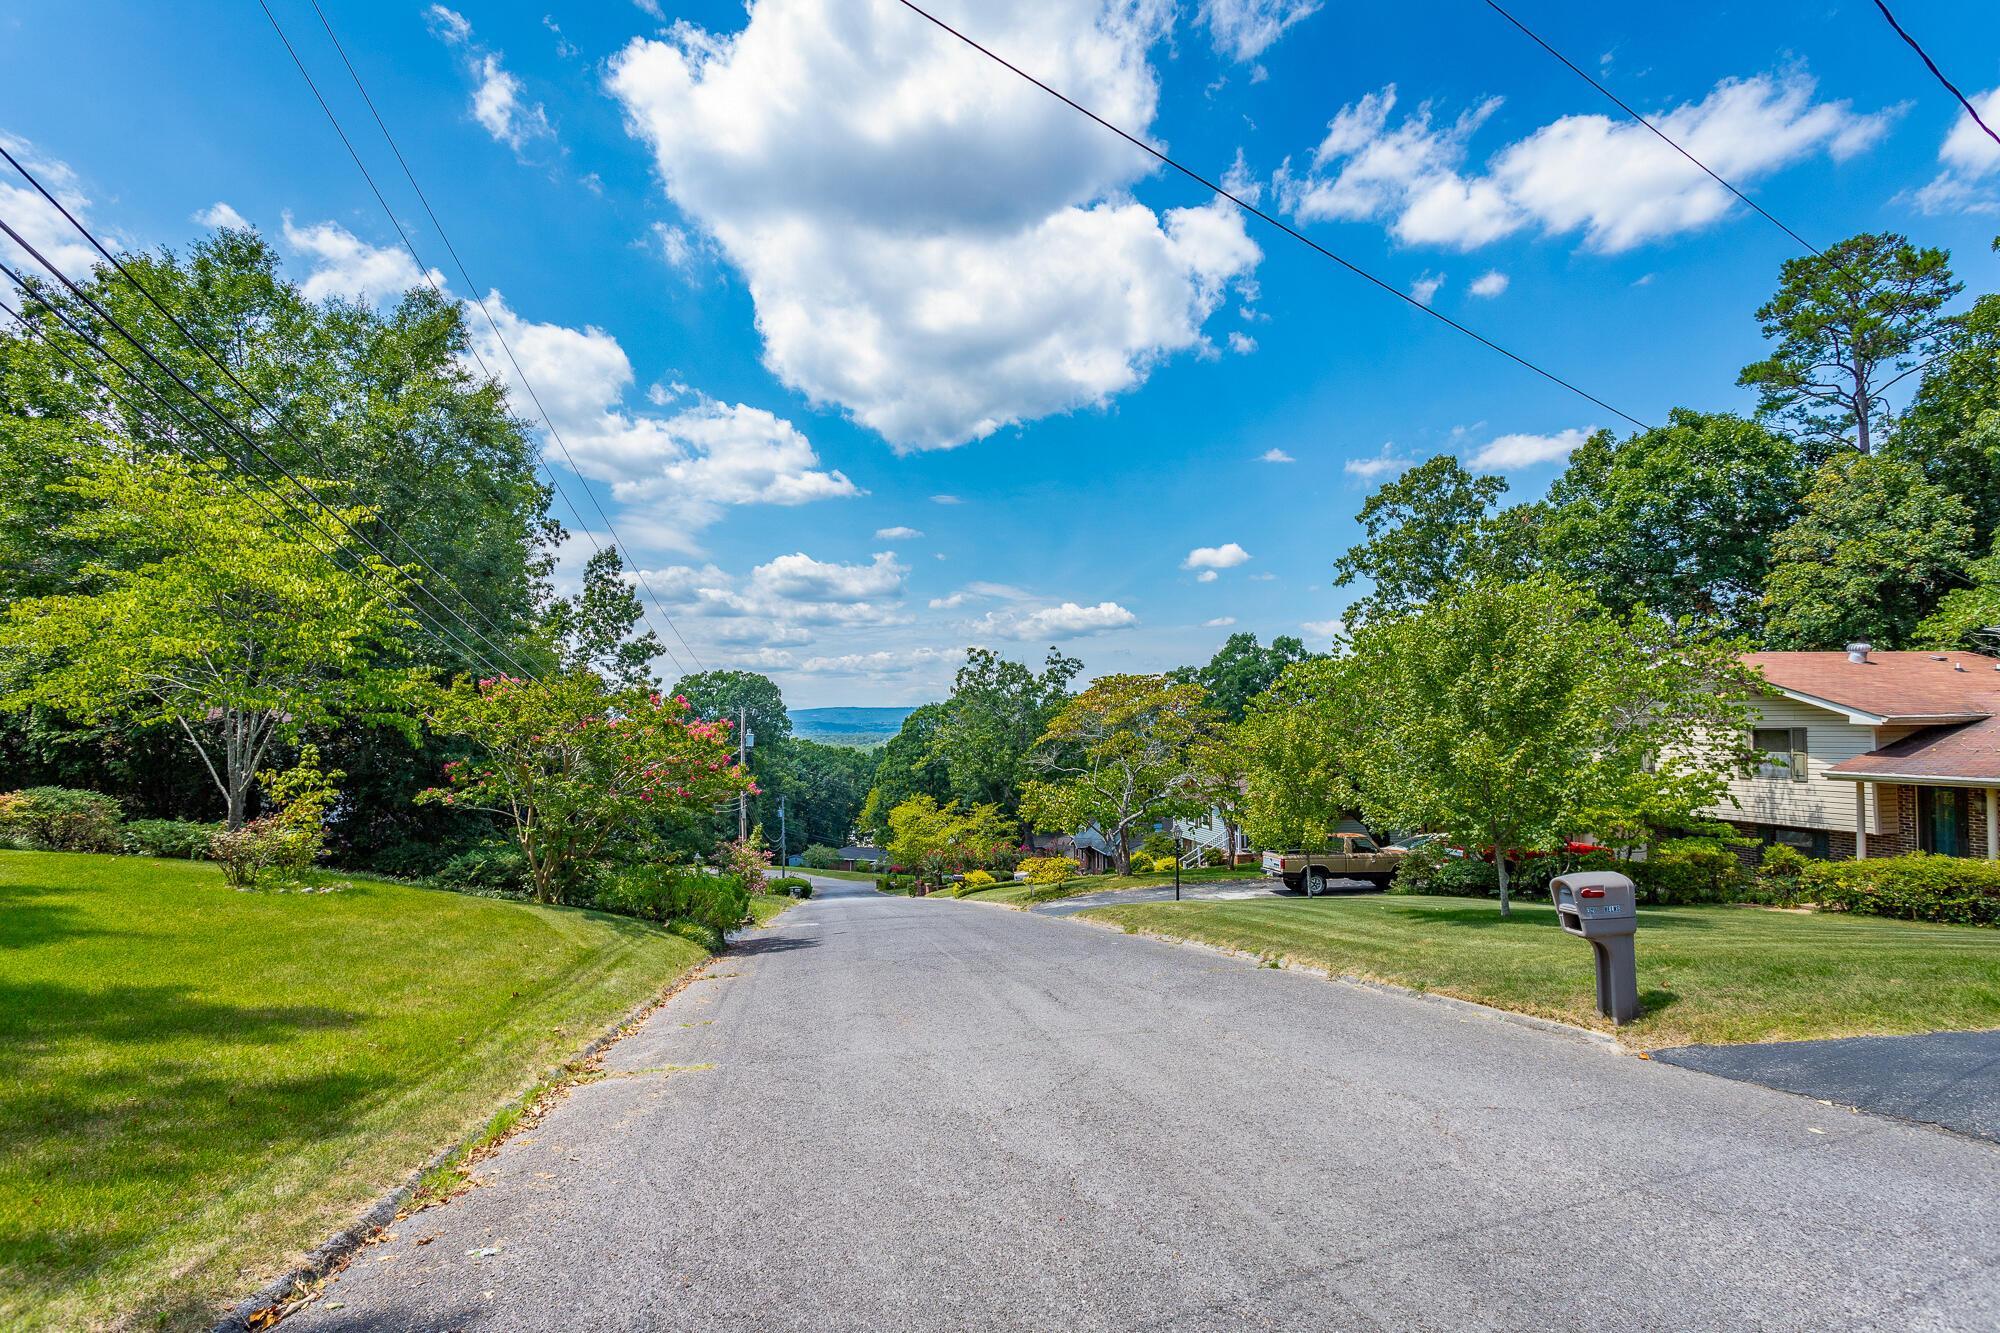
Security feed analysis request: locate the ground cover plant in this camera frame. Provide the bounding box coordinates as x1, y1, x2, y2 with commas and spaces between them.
1076, 893, 2000, 1049
0, 849, 712, 1333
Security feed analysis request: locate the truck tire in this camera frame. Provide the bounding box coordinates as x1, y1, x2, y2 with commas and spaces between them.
1304, 868, 1327, 897
1280, 874, 1301, 892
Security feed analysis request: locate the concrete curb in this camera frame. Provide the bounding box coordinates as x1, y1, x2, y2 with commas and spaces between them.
1070, 916, 1624, 1055
207, 916, 777, 1332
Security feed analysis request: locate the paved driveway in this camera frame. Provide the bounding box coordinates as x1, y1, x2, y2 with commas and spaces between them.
1654, 1029, 2000, 1142
287, 877, 2000, 1332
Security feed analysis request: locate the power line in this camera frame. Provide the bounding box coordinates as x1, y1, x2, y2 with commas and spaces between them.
0, 287, 515, 677
0, 227, 535, 677
889, 0, 1653, 432
1481, 0, 1822, 256
257, 0, 706, 676
0, 140, 537, 669
1871, 0, 2000, 154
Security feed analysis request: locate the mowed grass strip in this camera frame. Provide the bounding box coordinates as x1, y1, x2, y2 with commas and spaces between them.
0, 850, 711, 1333
1078, 894, 2000, 1049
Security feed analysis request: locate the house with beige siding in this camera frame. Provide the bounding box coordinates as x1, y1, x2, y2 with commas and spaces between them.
1704, 647, 2000, 862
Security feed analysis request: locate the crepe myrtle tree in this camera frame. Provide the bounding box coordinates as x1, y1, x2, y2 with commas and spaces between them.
0, 451, 427, 828
418, 672, 756, 903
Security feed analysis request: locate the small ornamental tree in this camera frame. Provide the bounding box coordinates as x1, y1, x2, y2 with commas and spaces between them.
0, 451, 427, 827
417, 672, 755, 903
883, 794, 1015, 889
723, 829, 774, 895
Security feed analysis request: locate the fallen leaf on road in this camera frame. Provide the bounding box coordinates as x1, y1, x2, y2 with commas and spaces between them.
416, 1236, 434, 1246
467, 1247, 499, 1257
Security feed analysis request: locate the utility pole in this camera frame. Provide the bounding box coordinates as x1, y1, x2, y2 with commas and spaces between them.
779, 796, 787, 868
737, 704, 748, 842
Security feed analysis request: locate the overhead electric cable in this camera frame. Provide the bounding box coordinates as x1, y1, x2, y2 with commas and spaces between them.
1871, 0, 2000, 153
889, 0, 1652, 431
1480, 0, 1822, 255
257, 0, 706, 674
0, 229, 535, 677
0, 141, 538, 669
0, 288, 515, 677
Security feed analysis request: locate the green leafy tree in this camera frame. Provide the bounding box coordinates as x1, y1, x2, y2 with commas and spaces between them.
1920, 545, 2000, 649
0, 452, 426, 827
1738, 232, 1961, 456
1544, 411, 1806, 637
858, 702, 953, 838
669, 669, 792, 749
927, 647, 1081, 814
418, 672, 754, 903
1178, 631, 1314, 723
1762, 454, 1975, 649
1019, 674, 1213, 874
1237, 656, 1366, 851
1347, 577, 1754, 914
1332, 455, 1543, 626
883, 794, 1015, 886
544, 548, 662, 687
1891, 245, 2000, 547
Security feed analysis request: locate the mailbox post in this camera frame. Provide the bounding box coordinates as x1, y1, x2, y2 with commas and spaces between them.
1550, 871, 1640, 1025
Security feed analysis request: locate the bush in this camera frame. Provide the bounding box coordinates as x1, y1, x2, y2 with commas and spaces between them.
963, 869, 996, 886
429, 845, 531, 898
1627, 846, 1748, 905
209, 817, 306, 890
1140, 831, 1175, 858
1201, 847, 1225, 868
1021, 856, 1078, 886
1803, 853, 2000, 926
0, 787, 124, 853
767, 875, 812, 897
801, 844, 840, 869
1389, 844, 1499, 896
122, 819, 219, 860
596, 866, 752, 936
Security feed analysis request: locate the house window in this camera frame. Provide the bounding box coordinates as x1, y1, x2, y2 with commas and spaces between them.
1764, 825, 1830, 859
1918, 787, 1969, 857
1752, 727, 1809, 782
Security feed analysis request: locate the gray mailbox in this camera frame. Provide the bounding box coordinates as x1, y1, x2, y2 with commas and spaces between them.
1551, 871, 1640, 1025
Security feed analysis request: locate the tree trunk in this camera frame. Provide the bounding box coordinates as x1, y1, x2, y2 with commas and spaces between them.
1854, 368, 1872, 455
1493, 826, 1512, 917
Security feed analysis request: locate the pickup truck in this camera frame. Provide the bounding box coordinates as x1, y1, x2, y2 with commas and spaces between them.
1262, 834, 1406, 894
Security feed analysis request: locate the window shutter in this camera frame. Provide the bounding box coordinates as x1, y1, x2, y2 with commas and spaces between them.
1789, 727, 1810, 783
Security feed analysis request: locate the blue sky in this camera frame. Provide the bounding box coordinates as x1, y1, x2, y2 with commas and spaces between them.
4, 0, 2000, 705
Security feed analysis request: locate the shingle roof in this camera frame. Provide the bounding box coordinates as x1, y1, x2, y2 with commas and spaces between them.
1826, 716, 2000, 784
1744, 651, 2000, 723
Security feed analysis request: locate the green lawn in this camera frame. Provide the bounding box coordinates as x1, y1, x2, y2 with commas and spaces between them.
0, 849, 714, 1333
799, 866, 880, 881
1079, 894, 2000, 1049
959, 866, 1265, 906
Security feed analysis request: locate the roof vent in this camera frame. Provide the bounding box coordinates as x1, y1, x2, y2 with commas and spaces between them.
1847, 642, 1872, 664
1956, 663, 1968, 672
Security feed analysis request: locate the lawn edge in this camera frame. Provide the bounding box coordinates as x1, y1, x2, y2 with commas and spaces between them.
1068, 912, 1627, 1055
209, 913, 760, 1333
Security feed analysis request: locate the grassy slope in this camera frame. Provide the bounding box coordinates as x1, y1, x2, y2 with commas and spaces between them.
1079, 894, 2000, 1049
962, 867, 1265, 907
0, 850, 711, 1333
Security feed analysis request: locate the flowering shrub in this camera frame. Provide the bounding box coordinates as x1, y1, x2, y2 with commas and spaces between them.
0, 787, 124, 852
417, 672, 756, 903
962, 869, 996, 887
723, 832, 774, 895
209, 747, 344, 889
1021, 856, 1079, 886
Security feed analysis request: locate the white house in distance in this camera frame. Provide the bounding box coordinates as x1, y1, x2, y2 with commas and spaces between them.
1704, 647, 2000, 862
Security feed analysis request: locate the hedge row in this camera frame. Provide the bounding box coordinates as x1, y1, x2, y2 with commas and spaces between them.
1800, 854, 2000, 926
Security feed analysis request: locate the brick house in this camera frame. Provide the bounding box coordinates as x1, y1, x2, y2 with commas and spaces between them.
1703, 648, 2000, 863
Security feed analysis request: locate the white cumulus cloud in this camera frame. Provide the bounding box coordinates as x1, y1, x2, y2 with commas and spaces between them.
969, 601, 1139, 640
1469, 269, 1508, 297
1301, 617, 1345, 640
1344, 442, 1415, 480
1183, 542, 1252, 571
0, 134, 109, 281
1905, 87, 2000, 214
1279, 74, 1894, 252
193, 201, 250, 231
1466, 426, 1593, 471
1203, 616, 1237, 627
1198, 0, 1320, 62
875, 526, 925, 540
281, 215, 440, 305
427, 7, 554, 154
605, 0, 1262, 451
1260, 447, 1295, 463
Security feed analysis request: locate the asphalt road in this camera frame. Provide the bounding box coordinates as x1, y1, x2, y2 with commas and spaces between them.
289, 877, 2000, 1332
1654, 1029, 2000, 1143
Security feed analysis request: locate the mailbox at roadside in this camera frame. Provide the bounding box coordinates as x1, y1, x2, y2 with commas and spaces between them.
1551, 871, 1640, 1025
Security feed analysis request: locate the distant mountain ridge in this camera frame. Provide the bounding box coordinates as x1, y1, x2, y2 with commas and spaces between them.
791, 706, 921, 748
